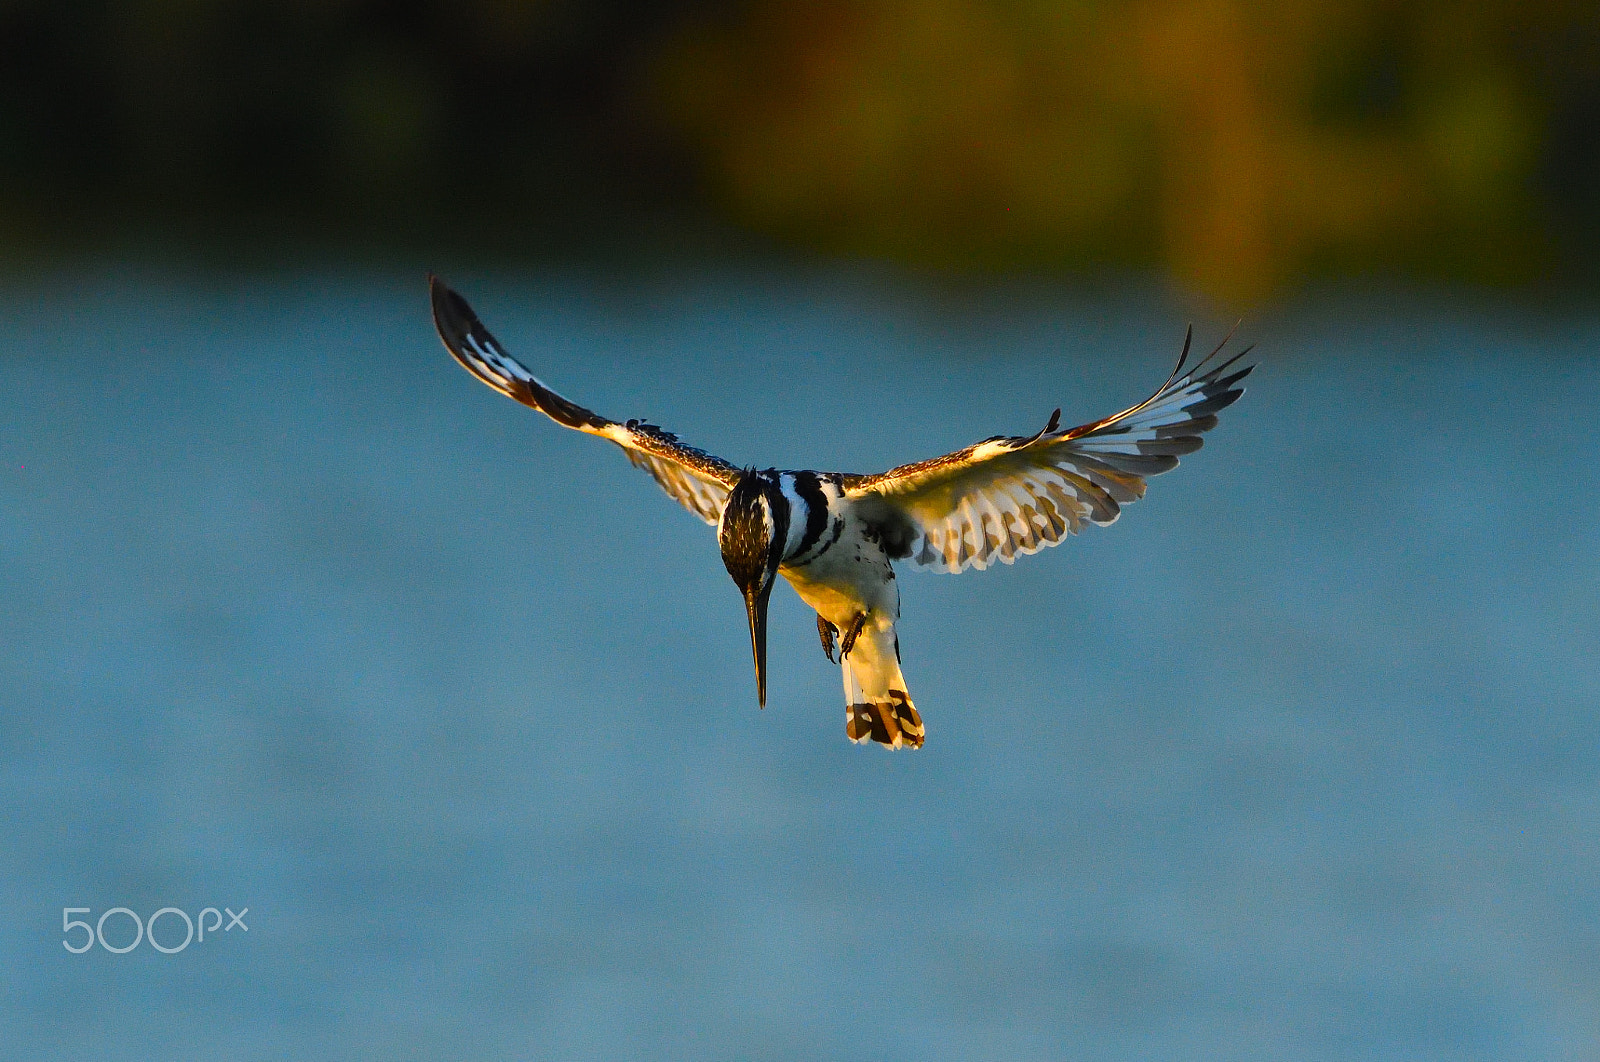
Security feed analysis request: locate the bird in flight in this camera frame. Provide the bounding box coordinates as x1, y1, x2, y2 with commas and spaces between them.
430, 277, 1252, 749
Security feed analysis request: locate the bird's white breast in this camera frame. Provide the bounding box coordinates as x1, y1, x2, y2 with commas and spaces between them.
781, 498, 899, 630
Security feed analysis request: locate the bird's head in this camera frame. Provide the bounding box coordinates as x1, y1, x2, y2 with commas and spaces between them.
719, 469, 788, 708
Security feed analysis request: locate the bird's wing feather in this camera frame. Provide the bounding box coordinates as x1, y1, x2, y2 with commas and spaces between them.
431, 277, 740, 525
844, 329, 1253, 573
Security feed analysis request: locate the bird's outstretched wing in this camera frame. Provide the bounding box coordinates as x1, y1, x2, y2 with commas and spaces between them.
844, 329, 1253, 573
431, 277, 740, 524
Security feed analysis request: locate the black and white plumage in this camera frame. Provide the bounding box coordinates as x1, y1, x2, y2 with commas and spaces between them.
431, 277, 1253, 749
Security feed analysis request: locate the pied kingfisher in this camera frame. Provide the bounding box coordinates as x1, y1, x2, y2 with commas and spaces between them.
431, 277, 1253, 749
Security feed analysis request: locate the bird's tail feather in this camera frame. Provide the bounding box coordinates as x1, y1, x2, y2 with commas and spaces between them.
842, 625, 923, 749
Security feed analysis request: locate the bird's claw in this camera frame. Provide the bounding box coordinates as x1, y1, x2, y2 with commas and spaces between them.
840, 612, 867, 659
817, 615, 838, 663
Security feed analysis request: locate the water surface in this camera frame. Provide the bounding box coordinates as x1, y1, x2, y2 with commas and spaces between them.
3, 269, 1598, 1060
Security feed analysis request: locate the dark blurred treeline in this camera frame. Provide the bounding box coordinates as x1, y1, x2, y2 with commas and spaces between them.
3, 0, 1599, 302
0, 0, 712, 255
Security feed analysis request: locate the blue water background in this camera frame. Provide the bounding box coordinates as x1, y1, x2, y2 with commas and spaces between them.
2, 267, 1598, 1060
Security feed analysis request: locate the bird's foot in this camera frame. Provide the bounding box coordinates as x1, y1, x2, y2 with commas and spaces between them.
840, 612, 867, 659
817, 615, 838, 663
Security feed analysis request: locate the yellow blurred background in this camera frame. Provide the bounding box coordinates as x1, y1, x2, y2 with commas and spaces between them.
3, 0, 1597, 303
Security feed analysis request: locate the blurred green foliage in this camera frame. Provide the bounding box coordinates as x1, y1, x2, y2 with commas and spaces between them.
2, 0, 1598, 301
657, 0, 1600, 301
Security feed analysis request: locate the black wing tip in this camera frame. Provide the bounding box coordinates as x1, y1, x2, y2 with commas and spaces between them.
1172, 340, 1257, 407
1168, 324, 1195, 380
428, 277, 615, 432
426, 275, 529, 406
1180, 322, 1247, 381
428, 274, 479, 344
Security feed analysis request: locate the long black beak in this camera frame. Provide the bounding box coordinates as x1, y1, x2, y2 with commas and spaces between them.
743, 581, 772, 708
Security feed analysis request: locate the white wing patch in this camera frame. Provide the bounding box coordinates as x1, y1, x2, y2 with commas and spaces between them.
850, 329, 1252, 574
621, 448, 730, 525
900, 458, 1137, 572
